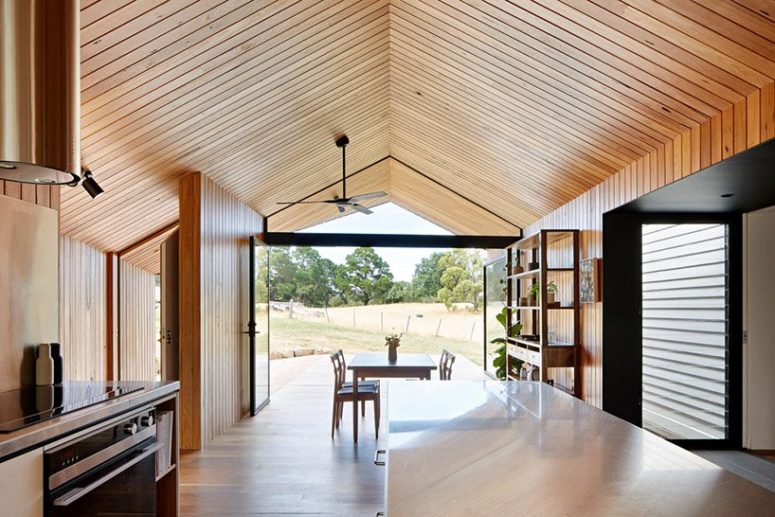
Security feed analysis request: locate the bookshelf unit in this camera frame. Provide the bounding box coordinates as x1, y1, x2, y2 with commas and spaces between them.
506, 229, 581, 397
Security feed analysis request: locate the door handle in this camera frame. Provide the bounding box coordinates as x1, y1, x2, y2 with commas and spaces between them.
374, 449, 387, 466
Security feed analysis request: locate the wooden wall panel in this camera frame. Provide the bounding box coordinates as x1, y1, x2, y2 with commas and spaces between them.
0, 183, 60, 210
59, 235, 106, 381
525, 83, 775, 407
118, 260, 157, 381
179, 172, 263, 449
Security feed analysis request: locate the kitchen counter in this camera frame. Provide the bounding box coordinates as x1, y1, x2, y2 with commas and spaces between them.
0, 381, 179, 462
386, 380, 775, 516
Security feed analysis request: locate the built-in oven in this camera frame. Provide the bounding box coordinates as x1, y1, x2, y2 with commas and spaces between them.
44, 406, 159, 516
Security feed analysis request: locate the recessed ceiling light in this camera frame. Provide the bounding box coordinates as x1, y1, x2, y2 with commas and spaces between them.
720, 193, 735, 198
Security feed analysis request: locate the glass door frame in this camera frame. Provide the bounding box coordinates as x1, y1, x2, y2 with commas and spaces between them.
249, 235, 270, 416
602, 211, 742, 449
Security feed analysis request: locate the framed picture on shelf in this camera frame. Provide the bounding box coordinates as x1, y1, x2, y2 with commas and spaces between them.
580, 257, 600, 303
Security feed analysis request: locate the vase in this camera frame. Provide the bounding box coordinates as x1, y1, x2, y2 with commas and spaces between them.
50, 343, 63, 384
388, 344, 398, 363
36, 343, 54, 386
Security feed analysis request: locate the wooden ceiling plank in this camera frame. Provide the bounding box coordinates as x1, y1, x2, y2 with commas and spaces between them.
82, 0, 233, 70
82, 1, 377, 118
396, 0, 689, 136
81, 0, 167, 46
390, 41, 648, 169
82, 2, 386, 140
390, 28, 663, 153
391, 3, 682, 140
613, 0, 775, 86
83, 27, 389, 172
82, 0, 258, 92
700, 0, 775, 42
81, 0, 129, 28
389, 101, 593, 213
731, 0, 775, 24
508, 0, 728, 115
390, 34, 652, 168
572, 0, 757, 99
393, 63, 614, 177
656, 0, 775, 58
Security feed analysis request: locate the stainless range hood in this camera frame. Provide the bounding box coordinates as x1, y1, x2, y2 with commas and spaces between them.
0, 0, 80, 185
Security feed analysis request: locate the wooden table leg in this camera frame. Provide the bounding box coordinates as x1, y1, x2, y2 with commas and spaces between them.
353, 369, 359, 443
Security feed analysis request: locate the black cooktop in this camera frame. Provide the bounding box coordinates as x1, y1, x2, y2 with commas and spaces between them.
0, 382, 145, 433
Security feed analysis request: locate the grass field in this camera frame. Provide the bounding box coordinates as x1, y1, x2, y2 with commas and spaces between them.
269, 315, 484, 366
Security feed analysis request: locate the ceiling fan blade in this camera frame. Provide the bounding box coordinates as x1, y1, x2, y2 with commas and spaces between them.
276, 200, 330, 205
351, 203, 373, 215
348, 191, 387, 203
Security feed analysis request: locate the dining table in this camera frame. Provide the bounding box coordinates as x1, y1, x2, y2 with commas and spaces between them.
347, 352, 437, 442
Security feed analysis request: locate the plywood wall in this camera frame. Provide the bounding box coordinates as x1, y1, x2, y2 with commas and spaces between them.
59, 235, 106, 381
179, 172, 263, 449
525, 85, 775, 408
118, 260, 157, 381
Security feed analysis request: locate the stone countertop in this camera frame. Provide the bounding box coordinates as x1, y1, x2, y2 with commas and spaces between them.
0, 381, 179, 461
386, 380, 775, 516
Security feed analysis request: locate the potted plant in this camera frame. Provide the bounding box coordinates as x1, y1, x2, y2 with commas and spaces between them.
385, 332, 402, 363
546, 281, 558, 305
491, 307, 523, 380
527, 282, 540, 306
513, 252, 524, 274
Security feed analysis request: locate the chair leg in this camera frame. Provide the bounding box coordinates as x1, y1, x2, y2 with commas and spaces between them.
374, 397, 381, 440
361, 378, 366, 417
336, 402, 342, 428
331, 400, 336, 439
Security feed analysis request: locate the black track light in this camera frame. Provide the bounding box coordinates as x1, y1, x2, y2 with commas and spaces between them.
81, 168, 104, 199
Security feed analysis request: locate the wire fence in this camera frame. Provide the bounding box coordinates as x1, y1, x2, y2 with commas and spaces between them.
270, 301, 483, 343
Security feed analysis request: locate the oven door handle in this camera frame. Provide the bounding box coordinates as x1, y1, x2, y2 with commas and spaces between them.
52, 442, 161, 507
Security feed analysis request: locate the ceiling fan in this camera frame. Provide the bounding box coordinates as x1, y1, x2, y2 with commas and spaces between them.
276, 135, 387, 214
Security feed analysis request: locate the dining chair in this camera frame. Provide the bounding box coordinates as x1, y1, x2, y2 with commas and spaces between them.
335, 350, 380, 417
441, 351, 456, 381
330, 353, 380, 439
438, 349, 449, 379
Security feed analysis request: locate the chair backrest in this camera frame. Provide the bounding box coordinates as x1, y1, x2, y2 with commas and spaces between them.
442, 352, 456, 381
439, 350, 449, 379
336, 349, 347, 385
330, 353, 344, 390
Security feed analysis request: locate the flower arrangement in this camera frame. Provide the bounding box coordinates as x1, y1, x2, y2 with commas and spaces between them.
385, 333, 403, 347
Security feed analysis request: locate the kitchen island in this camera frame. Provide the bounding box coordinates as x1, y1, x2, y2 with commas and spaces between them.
384, 381, 775, 516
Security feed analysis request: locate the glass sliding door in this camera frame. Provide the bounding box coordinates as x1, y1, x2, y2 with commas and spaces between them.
483, 254, 508, 377
249, 236, 270, 415
641, 223, 729, 441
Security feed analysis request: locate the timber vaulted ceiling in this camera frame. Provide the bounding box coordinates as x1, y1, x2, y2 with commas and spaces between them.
66, 0, 775, 251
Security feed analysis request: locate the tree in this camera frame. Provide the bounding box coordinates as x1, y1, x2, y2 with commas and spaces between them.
268, 247, 297, 302
336, 247, 394, 305
412, 252, 445, 301
435, 249, 484, 310
385, 281, 412, 304
291, 247, 337, 306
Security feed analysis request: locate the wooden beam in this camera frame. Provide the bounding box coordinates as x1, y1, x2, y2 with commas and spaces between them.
263, 232, 518, 248
178, 173, 202, 450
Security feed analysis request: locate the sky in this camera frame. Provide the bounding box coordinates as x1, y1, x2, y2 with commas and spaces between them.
300, 203, 451, 282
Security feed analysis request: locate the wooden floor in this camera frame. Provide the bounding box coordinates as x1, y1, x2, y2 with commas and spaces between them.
179, 354, 485, 516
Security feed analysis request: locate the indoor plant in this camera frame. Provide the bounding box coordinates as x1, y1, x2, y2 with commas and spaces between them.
491, 307, 523, 380
385, 332, 402, 362
546, 281, 558, 305
527, 282, 539, 306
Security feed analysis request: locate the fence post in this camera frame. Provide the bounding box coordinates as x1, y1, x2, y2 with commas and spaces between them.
381, 312, 384, 331
405, 315, 411, 333
324, 306, 330, 323
289, 299, 294, 319
469, 321, 476, 342
435, 319, 442, 337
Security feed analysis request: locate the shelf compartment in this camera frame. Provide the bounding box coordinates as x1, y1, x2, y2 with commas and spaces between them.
544, 346, 575, 368
510, 229, 577, 250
